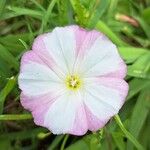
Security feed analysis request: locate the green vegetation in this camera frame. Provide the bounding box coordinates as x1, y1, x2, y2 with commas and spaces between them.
0, 0, 150, 149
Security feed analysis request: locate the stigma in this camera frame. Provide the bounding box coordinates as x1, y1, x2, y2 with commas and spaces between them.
65, 75, 82, 91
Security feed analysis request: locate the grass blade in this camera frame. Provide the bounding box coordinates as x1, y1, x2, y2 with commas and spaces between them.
0, 77, 16, 114
0, 114, 32, 120
0, 44, 19, 70
127, 87, 150, 150
118, 47, 149, 63
114, 115, 144, 150
88, 0, 110, 28
96, 21, 129, 46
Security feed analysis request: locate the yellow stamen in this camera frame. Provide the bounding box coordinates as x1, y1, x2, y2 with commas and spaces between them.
65, 75, 82, 91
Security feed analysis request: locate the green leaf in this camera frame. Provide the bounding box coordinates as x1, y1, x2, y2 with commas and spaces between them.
135, 16, 150, 39
39, 0, 58, 33
66, 139, 89, 150
0, 0, 6, 17
0, 76, 16, 114
112, 132, 125, 150
18, 39, 29, 50
70, 0, 89, 27
4, 6, 43, 20
60, 134, 69, 150
87, 0, 110, 28
140, 124, 150, 149
127, 87, 150, 150
0, 128, 47, 140
66, 133, 102, 150
0, 114, 32, 120
127, 78, 150, 100
127, 53, 150, 79
0, 33, 30, 43
0, 61, 12, 78
142, 7, 150, 25
0, 44, 19, 70
95, 21, 129, 46
30, 0, 46, 12
114, 115, 144, 150
48, 135, 64, 150
118, 47, 149, 63
0, 139, 11, 150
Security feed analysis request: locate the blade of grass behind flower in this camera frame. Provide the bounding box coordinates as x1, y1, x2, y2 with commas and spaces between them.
118, 47, 149, 63
0, 44, 19, 70
95, 21, 129, 46
127, 53, 150, 79
135, 16, 150, 39
127, 87, 150, 150
87, 0, 110, 28
0, 77, 16, 114
0, 128, 47, 140
39, 0, 58, 33
127, 78, 150, 100
0, 0, 6, 17
5, 6, 43, 20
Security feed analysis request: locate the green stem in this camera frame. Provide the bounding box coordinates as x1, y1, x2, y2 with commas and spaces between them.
39, 0, 58, 33
0, 114, 32, 120
114, 115, 144, 150
95, 21, 129, 46
60, 134, 69, 150
0, 76, 16, 114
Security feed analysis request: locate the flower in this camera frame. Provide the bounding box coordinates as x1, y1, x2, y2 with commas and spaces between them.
18, 25, 128, 135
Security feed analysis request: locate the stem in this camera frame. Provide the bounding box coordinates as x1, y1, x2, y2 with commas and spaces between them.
0, 114, 32, 120
95, 21, 129, 46
114, 115, 144, 150
60, 134, 69, 150
39, 0, 58, 33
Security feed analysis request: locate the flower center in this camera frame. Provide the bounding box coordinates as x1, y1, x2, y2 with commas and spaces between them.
65, 75, 81, 90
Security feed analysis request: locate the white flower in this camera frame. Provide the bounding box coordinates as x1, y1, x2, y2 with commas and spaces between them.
18, 25, 128, 135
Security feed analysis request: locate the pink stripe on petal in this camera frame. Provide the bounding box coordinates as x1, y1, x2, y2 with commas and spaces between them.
74, 29, 127, 79
84, 104, 108, 131
83, 77, 128, 131
20, 51, 47, 73
32, 34, 56, 69
43, 91, 89, 135
21, 92, 60, 126
70, 103, 88, 135
75, 28, 101, 57
20, 35, 65, 80
95, 77, 129, 102
74, 27, 88, 55
102, 60, 127, 79
32, 34, 65, 78
72, 27, 103, 73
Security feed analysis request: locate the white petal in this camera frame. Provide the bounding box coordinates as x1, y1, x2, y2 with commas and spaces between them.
78, 36, 125, 78
43, 27, 76, 74
18, 62, 64, 96
83, 92, 116, 122
83, 77, 128, 121
44, 91, 88, 135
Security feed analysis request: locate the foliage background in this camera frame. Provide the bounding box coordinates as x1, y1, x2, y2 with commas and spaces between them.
0, 0, 150, 149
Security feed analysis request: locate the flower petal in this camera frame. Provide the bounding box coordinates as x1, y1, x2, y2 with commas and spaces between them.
18, 25, 129, 136
33, 26, 77, 74
76, 33, 126, 78
73, 27, 101, 73
44, 91, 88, 135
20, 91, 64, 126
83, 77, 128, 131
32, 34, 66, 78
18, 60, 64, 96
74, 27, 100, 57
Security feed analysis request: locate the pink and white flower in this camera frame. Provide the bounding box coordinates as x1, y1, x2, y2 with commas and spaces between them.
18, 25, 128, 135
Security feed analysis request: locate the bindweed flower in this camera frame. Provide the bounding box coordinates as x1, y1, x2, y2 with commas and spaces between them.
18, 25, 128, 135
